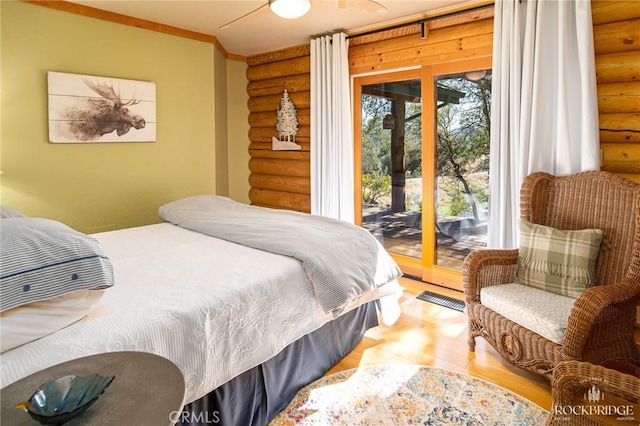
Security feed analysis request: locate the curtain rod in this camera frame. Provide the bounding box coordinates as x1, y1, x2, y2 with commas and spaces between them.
346, 3, 494, 40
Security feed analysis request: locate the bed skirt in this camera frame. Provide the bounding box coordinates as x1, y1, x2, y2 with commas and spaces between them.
175, 301, 379, 426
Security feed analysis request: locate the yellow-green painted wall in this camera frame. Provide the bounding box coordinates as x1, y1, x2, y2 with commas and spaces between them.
0, 1, 224, 232
214, 47, 229, 197
226, 59, 251, 204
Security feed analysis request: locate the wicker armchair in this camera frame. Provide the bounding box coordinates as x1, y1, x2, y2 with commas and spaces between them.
463, 171, 640, 379
546, 360, 640, 425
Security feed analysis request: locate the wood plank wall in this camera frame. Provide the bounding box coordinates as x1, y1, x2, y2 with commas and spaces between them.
592, 1, 640, 182
347, 8, 494, 74
246, 46, 312, 212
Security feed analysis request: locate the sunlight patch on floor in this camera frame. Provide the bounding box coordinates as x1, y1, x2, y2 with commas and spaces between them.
435, 321, 467, 339
304, 365, 423, 413
428, 306, 464, 320
389, 327, 431, 351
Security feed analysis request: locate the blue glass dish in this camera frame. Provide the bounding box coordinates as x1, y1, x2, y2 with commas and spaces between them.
17, 374, 115, 425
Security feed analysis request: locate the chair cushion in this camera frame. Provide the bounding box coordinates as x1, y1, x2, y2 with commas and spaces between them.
480, 283, 576, 344
517, 220, 603, 298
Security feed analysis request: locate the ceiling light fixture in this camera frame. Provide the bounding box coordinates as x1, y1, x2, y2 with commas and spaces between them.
269, 0, 311, 19
465, 70, 487, 81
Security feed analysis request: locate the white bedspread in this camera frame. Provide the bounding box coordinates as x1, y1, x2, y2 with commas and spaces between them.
0, 223, 401, 404
159, 195, 403, 316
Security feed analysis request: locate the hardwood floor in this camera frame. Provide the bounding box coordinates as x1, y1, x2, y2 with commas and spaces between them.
327, 277, 553, 410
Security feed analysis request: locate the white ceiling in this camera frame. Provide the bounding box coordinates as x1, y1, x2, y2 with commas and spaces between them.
68, 0, 479, 57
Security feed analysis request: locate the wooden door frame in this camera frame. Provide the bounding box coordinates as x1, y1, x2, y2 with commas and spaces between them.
353, 69, 421, 226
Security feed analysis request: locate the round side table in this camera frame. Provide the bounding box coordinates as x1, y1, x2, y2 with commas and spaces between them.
1, 351, 185, 426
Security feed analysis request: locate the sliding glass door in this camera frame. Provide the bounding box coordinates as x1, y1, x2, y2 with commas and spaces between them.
355, 58, 492, 290
356, 70, 423, 260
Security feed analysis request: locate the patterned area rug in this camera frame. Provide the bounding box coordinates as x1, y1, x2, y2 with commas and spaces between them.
270, 364, 549, 425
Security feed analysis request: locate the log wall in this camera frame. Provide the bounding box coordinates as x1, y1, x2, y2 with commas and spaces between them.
245, 3, 639, 211
245, 7, 494, 212
245, 46, 312, 212
592, 1, 640, 182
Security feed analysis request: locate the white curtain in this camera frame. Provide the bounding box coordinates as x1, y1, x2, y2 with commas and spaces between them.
310, 32, 355, 223
488, 0, 600, 248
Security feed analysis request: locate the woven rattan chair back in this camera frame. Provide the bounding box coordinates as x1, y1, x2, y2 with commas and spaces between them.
520, 171, 640, 286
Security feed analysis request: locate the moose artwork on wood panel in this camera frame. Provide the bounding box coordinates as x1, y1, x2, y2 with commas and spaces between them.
48, 71, 156, 143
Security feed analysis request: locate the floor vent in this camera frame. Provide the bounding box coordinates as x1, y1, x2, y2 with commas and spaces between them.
416, 290, 466, 312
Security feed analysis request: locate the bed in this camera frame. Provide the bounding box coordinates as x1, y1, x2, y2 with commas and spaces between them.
0, 196, 403, 425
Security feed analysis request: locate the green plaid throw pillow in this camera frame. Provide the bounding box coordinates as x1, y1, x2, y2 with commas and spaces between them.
517, 220, 603, 298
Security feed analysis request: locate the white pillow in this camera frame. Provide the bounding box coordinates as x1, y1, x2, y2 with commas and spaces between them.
1, 289, 105, 353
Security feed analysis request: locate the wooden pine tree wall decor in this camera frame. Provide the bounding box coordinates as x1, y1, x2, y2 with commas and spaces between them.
272, 89, 302, 151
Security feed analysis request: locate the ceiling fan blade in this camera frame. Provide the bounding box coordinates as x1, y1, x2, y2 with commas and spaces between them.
321, 0, 387, 15
219, 3, 270, 30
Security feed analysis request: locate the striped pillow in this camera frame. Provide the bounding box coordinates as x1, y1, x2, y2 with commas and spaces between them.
0, 218, 114, 312
517, 220, 603, 298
